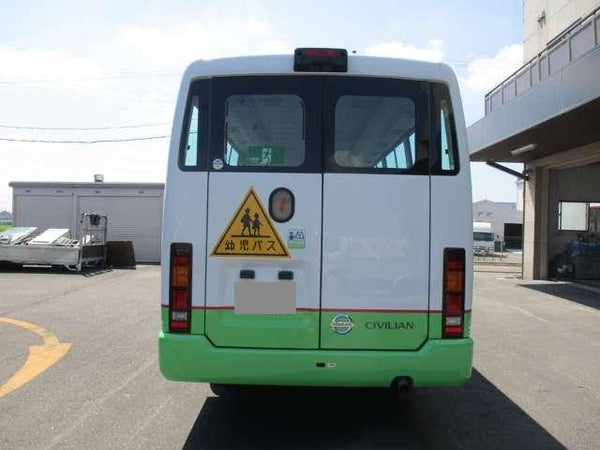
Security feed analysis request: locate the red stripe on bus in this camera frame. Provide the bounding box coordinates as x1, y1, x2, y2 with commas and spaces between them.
163, 305, 471, 313
322, 308, 432, 313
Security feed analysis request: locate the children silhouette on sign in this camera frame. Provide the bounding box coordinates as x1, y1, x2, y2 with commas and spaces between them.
241, 208, 252, 236
241, 208, 262, 237
252, 213, 262, 236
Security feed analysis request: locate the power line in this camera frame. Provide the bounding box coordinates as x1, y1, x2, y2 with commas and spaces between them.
0, 121, 169, 131
0, 135, 170, 144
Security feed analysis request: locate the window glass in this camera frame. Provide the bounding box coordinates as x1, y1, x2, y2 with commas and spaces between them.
182, 96, 199, 167
473, 232, 494, 242
224, 95, 305, 167
439, 98, 456, 171
589, 203, 600, 232
334, 95, 416, 169
559, 202, 588, 231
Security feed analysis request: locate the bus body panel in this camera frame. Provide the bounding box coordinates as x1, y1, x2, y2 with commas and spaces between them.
430, 176, 474, 314
321, 174, 430, 350
159, 331, 473, 387
429, 76, 473, 314
160, 171, 208, 325
205, 174, 322, 349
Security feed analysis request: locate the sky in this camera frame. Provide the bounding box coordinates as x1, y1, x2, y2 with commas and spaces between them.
0, 0, 526, 212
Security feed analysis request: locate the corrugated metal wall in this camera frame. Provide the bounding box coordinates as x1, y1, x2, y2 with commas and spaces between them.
13, 185, 163, 263
14, 195, 74, 232
78, 196, 162, 262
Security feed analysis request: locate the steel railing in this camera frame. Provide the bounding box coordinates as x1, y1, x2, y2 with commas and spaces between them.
485, 7, 600, 115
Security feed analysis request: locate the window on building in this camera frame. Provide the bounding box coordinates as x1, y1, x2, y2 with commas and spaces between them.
558, 201, 600, 231
588, 203, 600, 232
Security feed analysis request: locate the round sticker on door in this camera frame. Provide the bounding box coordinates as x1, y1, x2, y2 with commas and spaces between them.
212, 158, 224, 170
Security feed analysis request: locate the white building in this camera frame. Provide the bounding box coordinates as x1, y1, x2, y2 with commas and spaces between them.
473, 200, 524, 249
10, 181, 164, 263
469, 1, 600, 279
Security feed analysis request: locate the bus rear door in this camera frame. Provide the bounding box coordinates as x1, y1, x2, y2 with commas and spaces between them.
320, 77, 431, 350
205, 76, 322, 349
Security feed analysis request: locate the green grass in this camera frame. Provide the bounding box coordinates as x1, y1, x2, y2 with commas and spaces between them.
0, 224, 11, 232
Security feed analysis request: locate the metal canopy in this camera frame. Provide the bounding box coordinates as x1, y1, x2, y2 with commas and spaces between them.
470, 96, 600, 163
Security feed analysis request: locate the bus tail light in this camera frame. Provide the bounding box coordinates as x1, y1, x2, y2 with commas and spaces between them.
169, 243, 192, 333
443, 248, 465, 338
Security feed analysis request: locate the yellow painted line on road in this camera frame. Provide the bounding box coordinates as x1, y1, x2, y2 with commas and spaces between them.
0, 317, 72, 398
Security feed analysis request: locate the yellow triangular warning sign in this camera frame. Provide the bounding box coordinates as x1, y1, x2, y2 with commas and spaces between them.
211, 187, 291, 258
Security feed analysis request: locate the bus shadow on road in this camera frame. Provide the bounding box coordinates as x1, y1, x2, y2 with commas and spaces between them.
183, 369, 564, 449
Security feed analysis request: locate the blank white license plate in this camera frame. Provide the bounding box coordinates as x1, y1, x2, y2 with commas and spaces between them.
234, 281, 296, 314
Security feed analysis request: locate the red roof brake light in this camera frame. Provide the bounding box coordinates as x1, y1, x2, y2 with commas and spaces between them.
294, 48, 348, 72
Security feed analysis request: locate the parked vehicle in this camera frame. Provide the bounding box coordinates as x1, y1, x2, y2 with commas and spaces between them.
159, 48, 473, 395
473, 221, 495, 255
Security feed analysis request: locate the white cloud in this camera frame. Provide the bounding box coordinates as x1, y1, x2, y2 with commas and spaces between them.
0, 48, 104, 86
463, 44, 523, 93
364, 39, 444, 62
114, 14, 292, 69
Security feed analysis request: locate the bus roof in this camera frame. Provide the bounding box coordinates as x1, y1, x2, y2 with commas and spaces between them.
180, 54, 458, 86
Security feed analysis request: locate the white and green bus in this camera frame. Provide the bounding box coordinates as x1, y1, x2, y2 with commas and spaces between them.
159, 48, 473, 394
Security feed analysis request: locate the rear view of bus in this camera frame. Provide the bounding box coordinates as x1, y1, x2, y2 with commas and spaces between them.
159, 48, 473, 392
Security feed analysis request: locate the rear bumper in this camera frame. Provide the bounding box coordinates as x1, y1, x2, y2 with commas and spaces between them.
159, 332, 473, 388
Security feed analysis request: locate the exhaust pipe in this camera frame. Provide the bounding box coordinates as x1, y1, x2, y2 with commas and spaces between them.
392, 376, 412, 394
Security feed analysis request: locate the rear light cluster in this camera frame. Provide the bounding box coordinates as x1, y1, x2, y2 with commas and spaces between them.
169, 243, 192, 333
443, 248, 466, 338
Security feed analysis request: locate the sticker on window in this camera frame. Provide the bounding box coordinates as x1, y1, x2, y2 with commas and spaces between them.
247, 146, 285, 165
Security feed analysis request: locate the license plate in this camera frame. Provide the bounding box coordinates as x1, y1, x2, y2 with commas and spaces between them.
234, 281, 296, 314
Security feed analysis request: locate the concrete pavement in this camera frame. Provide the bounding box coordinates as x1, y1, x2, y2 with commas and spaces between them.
0, 266, 598, 449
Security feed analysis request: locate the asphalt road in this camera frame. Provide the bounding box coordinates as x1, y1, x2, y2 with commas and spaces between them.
0, 266, 598, 449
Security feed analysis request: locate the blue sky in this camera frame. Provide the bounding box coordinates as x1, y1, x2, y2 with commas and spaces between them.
0, 0, 525, 210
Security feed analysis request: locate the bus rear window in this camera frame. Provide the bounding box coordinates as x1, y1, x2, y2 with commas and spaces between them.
178, 79, 209, 171
334, 95, 416, 169
224, 95, 305, 167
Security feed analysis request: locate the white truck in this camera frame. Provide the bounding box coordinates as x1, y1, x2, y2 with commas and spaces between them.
473, 222, 495, 255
